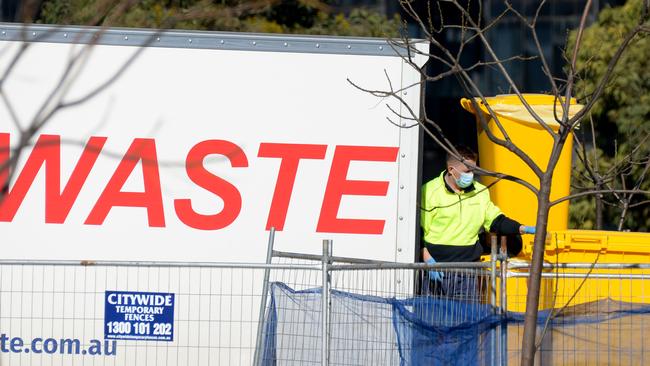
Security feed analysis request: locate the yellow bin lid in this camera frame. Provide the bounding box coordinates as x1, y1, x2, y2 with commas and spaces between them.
460, 94, 584, 129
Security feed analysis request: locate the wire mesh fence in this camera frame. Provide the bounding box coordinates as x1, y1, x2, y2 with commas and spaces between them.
265, 243, 499, 365
1, 251, 650, 365
504, 263, 650, 366
260, 263, 499, 366
328, 264, 498, 366
263, 246, 650, 366
0, 261, 320, 366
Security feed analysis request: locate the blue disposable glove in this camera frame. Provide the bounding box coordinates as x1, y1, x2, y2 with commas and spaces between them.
426, 257, 444, 282
521, 225, 536, 234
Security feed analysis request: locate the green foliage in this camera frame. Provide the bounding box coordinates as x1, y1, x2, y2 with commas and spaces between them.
569, 196, 597, 229
37, 0, 402, 38
568, 0, 650, 231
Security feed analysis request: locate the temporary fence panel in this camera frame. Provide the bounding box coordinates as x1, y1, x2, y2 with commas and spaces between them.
505, 300, 650, 365
3, 260, 648, 365
257, 260, 650, 366
0, 261, 322, 365
329, 265, 500, 366
260, 266, 500, 366
505, 230, 650, 311
504, 266, 650, 366
261, 283, 402, 366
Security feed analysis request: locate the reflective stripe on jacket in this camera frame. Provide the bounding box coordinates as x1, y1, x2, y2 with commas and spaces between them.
421, 171, 502, 246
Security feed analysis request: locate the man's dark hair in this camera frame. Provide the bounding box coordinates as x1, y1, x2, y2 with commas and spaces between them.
446, 145, 478, 164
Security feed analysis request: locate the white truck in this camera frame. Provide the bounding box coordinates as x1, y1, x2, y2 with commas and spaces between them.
0, 23, 424, 364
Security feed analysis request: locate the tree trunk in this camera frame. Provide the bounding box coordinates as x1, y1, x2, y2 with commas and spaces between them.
618, 200, 629, 231
520, 177, 553, 366
595, 189, 603, 230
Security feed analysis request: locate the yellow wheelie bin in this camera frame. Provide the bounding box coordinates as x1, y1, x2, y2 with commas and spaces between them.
463, 95, 650, 313
460, 94, 581, 230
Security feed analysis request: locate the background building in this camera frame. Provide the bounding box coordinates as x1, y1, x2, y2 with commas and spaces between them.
0, 0, 20, 21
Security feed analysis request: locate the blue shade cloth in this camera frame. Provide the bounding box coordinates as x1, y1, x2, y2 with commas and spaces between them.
261, 282, 402, 365
260, 282, 500, 365
392, 297, 501, 365
260, 282, 650, 366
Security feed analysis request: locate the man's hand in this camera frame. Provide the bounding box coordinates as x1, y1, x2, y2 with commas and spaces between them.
426, 257, 444, 282
519, 225, 536, 235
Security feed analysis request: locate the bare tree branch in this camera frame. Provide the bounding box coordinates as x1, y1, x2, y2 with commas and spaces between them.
551, 189, 650, 207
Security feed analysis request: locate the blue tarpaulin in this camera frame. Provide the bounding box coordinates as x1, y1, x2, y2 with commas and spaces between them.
260, 282, 650, 365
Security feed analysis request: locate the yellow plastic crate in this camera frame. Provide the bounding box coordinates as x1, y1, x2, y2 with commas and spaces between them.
503, 230, 650, 312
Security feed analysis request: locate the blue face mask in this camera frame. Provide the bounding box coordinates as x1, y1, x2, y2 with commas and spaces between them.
452, 168, 474, 188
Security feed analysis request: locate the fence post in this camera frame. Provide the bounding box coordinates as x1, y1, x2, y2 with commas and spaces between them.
253, 227, 276, 366
322, 239, 332, 366
500, 236, 509, 366
491, 235, 498, 310
490, 235, 498, 366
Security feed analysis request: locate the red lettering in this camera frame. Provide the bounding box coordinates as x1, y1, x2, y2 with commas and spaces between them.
0, 133, 8, 196
258, 143, 327, 230
174, 140, 248, 230
0, 134, 106, 223
316, 146, 398, 234
85, 138, 164, 227
49, 137, 106, 223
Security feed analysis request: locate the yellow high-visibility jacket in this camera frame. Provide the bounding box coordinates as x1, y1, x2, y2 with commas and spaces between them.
421, 171, 502, 247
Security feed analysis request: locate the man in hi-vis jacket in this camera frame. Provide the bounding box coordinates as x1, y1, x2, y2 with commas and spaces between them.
420, 146, 535, 298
